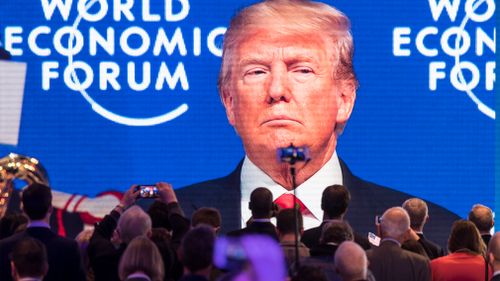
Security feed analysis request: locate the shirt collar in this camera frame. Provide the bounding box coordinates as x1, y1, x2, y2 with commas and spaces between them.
241, 151, 343, 229
28, 220, 51, 229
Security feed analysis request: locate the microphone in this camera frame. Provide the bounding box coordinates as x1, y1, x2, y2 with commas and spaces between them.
277, 144, 310, 165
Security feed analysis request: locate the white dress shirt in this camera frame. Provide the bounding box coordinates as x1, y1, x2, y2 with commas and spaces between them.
240, 151, 343, 230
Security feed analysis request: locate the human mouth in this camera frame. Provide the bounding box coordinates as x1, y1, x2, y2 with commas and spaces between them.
261, 115, 302, 126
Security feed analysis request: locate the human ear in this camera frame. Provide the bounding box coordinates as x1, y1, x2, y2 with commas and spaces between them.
336, 79, 356, 124
221, 88, 236, 126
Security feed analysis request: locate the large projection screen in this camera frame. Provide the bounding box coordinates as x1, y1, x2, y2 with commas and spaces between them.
0, 0, 495, 238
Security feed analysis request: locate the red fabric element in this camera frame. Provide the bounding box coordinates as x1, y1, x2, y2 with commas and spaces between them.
274, 193, 312, 215
56, 209, 66, 237
57, 194, 76, 237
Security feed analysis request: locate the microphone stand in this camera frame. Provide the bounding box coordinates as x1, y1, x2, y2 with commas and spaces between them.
278, 144, 309, 273
289, 162, 300, 270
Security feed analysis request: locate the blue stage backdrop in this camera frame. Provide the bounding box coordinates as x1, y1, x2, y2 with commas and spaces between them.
0, 0, 495, 221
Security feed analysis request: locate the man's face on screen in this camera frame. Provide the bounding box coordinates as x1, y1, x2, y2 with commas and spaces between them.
222, 28, 355, 161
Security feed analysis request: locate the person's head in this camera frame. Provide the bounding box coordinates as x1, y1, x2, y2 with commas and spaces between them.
219, 0, 357, 171
117, 205, 152, 244
402, 198, 429, 232
181, 225, 216, 275
334, 241, 368, 281
0, 213, 28, 239
468, 204, 494, 234
379, 207, 411, 242
319, 219, 353, 245
248, 187, 274, 219
447, 220, 485, 255
276, 208, 303, 237
321, 184, 350, 220
10, 237, 48, 280
487, 232, 500, 269
21, 183, 52, 221
118, 236, 164, 281
192, 207, 222, 233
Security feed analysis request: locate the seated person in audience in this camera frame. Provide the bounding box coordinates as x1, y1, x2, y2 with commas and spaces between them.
334, 241, 370, 281
276, 208, 310, 269
302, 185, 370, 250
366, 207, 430, 281
9, 237, 48, 281
228, 187, 278, 241
402, 198, 445, 259
0, 183, 85, 281
179, 225, 216, 281
468, 204, 494, 245
118, 236, 164, 281
191, 207, 222, 234
431, 220, 491, 281
488, 232, 500, 281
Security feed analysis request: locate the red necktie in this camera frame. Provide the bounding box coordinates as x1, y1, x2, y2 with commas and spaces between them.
274, 193, 312, 216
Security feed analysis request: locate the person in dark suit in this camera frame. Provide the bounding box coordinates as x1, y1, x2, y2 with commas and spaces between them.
366, 207, 431, 281
0, 183, 86, 281
468, 204, 494, 245
87, 186, 146, 281
175, 0, 459, 249
228, 187, 278, 240
402, 198, 445, 259
488, 232, 500, 281
9, 237, 48, 281
301, 185, 370, 250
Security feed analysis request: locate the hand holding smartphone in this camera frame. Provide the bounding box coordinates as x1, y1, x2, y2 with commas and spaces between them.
134, 185, 159, 198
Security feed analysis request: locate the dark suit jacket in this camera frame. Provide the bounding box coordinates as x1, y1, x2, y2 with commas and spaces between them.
301, 221, 371, 250
87, 209, 127, 281
491, 273, 500, 281
0, 226, 86, 281
176, 159, 460, 248
367, 240, 431, 281
227, 221, 278, 241
417, 233, 445, 260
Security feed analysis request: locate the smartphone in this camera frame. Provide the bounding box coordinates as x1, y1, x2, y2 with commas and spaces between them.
135, 185, 159, 198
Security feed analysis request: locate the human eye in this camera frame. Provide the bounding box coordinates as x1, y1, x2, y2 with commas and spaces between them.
292, 66, 314, 74
244, 68, 267, 76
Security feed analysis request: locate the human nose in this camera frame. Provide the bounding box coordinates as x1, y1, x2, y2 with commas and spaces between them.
266, 65, 292, 103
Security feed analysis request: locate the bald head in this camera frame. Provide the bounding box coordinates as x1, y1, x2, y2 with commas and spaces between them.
468, 204, 494, 234
334, 241, 368, 281
380, 207, 410, 241
402, 198, 428, 232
